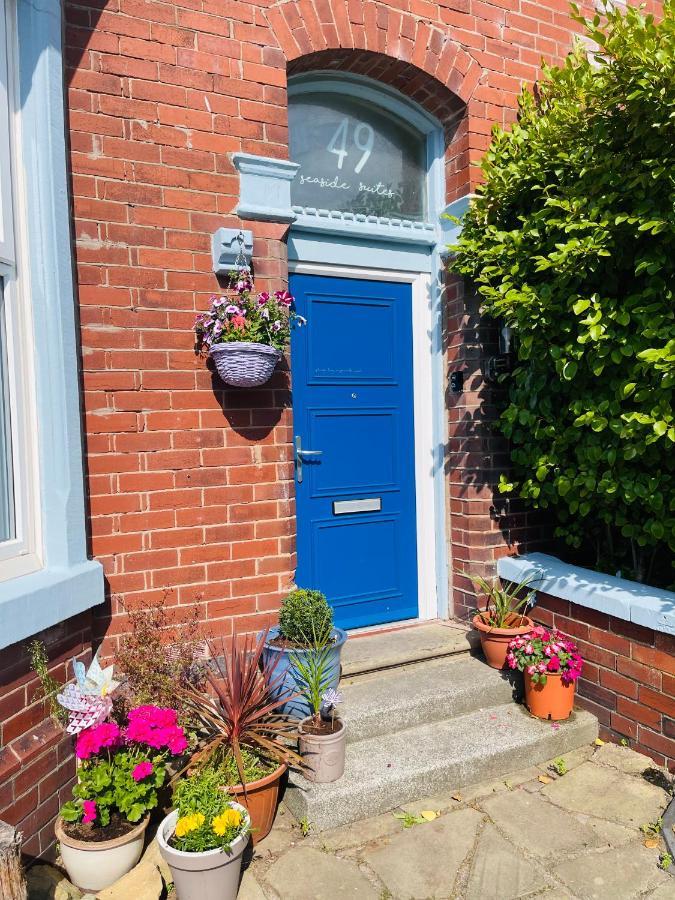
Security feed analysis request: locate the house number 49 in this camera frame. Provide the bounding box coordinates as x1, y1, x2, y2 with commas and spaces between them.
326, 117, 375, 174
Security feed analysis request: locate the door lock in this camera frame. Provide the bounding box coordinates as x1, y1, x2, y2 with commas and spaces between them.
294, 435, 322, 483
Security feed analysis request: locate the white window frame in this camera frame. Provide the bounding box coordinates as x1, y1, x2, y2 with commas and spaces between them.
0, 0, 103, 649
0, 0, 41, 581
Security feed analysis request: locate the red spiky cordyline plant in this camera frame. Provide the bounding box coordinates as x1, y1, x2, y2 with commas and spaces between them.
178, 629, 302, 790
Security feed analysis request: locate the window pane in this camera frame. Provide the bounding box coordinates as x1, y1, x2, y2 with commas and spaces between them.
289, 92, 427, 221
0, 278, 15, 542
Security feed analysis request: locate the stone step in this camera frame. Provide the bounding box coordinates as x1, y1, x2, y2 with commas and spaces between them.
341, 620, 478, 677
283, 704, 598, 831
340, 654, 515, 743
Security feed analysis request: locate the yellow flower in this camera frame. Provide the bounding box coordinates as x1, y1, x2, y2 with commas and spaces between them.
212, 808, 242, 836
175, 812, 205, 838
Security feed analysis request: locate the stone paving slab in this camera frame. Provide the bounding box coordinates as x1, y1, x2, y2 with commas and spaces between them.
264, 847, 380, 899
362, 807, 484, 899
540, 760, 667, 828
465, 824, 549, 900
553, 844, 671, 899
479, 789, 633, 859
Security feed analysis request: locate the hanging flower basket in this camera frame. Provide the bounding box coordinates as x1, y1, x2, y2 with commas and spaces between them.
194, 253, 304, 388
209, 341, 281, 388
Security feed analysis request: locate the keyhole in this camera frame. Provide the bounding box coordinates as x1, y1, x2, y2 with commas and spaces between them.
351, 392, 357, 399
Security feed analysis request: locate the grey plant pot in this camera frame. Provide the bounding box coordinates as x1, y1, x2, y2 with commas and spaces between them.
156, 806, 249, 900
299, 716, 346, 783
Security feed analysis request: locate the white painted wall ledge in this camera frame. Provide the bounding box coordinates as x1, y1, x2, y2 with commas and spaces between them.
497, 553, 675, 637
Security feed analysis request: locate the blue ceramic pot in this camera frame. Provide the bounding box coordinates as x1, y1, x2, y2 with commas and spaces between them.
261, 625, 348, 720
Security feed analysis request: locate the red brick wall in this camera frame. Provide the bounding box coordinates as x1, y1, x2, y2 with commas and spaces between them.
63, 0, 611, 650
0, 615, 92, 860
534, 593, 675, 772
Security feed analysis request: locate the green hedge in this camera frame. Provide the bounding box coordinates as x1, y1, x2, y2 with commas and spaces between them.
450, 2, 674, 585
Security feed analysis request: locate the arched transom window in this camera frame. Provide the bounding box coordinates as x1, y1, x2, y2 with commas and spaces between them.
289, 82, 428, 223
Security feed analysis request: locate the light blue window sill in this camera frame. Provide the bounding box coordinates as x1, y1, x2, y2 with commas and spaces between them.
497, 553, 675, 636
0, 560, 103, 648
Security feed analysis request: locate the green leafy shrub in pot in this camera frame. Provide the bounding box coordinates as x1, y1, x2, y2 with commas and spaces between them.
450, 1, 675, 587
278, 589, 334, 646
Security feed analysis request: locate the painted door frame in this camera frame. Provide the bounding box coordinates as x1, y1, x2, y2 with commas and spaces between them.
286, 69, 461, 624
289, 259, 439, 623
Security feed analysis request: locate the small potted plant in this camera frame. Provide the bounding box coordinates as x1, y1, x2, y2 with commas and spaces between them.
157, 767, 249, 900
55, 705, 188, 892
194, 268, 304, 388
471, 574, 536, 669
507, 625, 583, 720
292, 630, 346, 783
262, 589, 348, 718
180, 630, 302, 844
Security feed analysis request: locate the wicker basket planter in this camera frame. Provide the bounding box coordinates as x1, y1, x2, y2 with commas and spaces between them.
210, 341, 281, 388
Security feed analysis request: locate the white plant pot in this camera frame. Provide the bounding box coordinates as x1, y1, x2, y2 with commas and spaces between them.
55, 815, 149, 892
157, 806, 250, 900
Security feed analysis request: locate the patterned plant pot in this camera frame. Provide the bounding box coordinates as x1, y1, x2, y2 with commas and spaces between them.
299, 717, 346, 783
210, 341, 281, 387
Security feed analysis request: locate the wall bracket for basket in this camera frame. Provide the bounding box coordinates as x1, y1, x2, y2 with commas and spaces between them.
211, 228, 253, 275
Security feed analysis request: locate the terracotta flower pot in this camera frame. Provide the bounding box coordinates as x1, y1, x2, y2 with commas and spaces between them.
55, 815, 149, 892
157, 806, 249, 900
299, 717, 346, 783
524, 671, 575, 720
228, 762, 286, 844
472, 612, 534, 669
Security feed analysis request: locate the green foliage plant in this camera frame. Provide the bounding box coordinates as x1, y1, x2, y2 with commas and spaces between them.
290, 625, 336, 725
471, 574, 536, 628
552, 757, 568, 776
278, 589, 334, 646
27, 639, 68, 725
170, 767, 249, 853
450, 1, 675, 586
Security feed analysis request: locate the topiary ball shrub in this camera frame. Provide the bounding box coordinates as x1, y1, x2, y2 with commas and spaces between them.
278, 589, 334, 646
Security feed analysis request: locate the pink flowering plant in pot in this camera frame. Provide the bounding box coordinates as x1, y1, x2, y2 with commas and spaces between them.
194, 267, 305, 387
507, 626, 583, 720
61, 705, 188, 828
56, 706, 189, 892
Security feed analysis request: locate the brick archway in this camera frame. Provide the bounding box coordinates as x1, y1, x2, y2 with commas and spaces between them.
264, 0, 484, 106
264, 2, 485, 202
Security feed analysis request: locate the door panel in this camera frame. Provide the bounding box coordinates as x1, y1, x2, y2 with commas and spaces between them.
291, 273, 418, 630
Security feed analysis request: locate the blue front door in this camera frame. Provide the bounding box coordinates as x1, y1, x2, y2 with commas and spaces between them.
290, 273, 418, 630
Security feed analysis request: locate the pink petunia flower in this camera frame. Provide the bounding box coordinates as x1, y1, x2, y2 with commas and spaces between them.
132, 760, 154, 782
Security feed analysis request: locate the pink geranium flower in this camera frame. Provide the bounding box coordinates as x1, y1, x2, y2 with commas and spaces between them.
76, 722, 121, 760
125, 706, 187, 756
82, 800, 97, 824
132, 761, 154, 782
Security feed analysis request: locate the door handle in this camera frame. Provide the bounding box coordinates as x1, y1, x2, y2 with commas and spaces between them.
295, 435, 322, 483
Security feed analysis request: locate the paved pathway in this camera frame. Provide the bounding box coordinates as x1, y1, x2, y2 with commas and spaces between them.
239, 742, 674, 900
